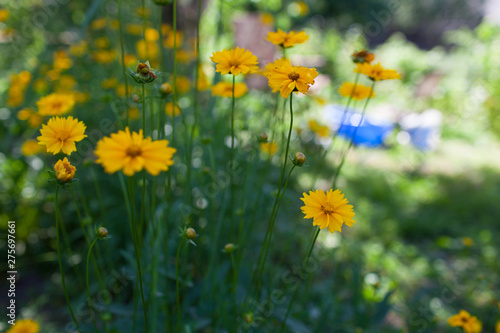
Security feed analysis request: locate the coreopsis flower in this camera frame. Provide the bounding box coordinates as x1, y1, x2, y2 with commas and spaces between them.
54, 157, 76, 183
354, 62, 401, 81
212, 82, 248, 98
300, 189, 356, 233
260, 142, 277, 155
128, 61, 159, 84
69, 41, 88, 57
264, 58, 318, 98
338, 82, 375, 100
448, 310, 482, 333
94, 127, 176, 176
0, 8, 10, 22
136, 40, 160, 62
21, 140, 44, 156
7, 71, 31, 107
164, 30, 183, 49
210, 47, 259, 76
308, 120, 329, 137
165, 102, 181, 117
292, 152, 306, 166
351, 50, 375, 63
92, 50, 117, 64
160, 83, 173, 96
37, 93, 75, 116
175, 76, 191, 94
90, 18, 108, 30
37, 116, 87, 155
6, 319, 40, 333
266, 29, 309, 48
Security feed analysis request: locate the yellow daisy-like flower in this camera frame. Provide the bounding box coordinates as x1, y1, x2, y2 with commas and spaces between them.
259, 142, 278, 156
338, 82, 376, 100
165, 102, 181, 117
37, 116, 87, 155
266, 29, 309, 48
354, 62, 401, 81
448, 310, 482, 333
210, 47, 259, 76
94, 127, 176, 176
54, 157, 76, 183
0, 8, 10, 22
265, 58, 318, 98
308, 120, 329, 137
21, 140, 45, 156
212, 82, 248, 98
6, 319, 40, 333
300, 189, 356, 233
175, 76, 191, 94
36, 93, 75, 116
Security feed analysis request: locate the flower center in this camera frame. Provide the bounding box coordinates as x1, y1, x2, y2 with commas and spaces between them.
63, 164, 72, 174
126, 144, 142, 157
52, 101, 63, 110
288, 71, 300, 81
56, 130, 71, 142
321, 203, 336, 215
228, 60, 240, 67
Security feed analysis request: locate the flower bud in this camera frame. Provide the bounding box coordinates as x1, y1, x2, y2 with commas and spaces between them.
292, 152, 306, 166
224, 243, 235, 253
54, 157, 76, 183
160, 83, 173, 96
243, 312, 254, 323
132, 94, 141, 103
186, 227, 196, 239
258, 132, 268, 143
97, 227, 108, 239
351, 50, 374, 64
128, 61, 159, 84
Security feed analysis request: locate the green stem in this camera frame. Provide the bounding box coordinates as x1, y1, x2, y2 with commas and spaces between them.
142, 84, 146, 133
117, 0, 130, 127
175, 238, 184, 333
128, 177, 149, 332
332, 80, 376, 188
86, 237, 99, 333
279, 228, 321, 333
236, 149, 255, 267
230, 74, 236, 240
230, 250, 238, 324
55, 187, 81, 332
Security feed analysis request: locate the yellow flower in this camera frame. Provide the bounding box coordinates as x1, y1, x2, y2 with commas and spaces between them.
308, 120, 329, 137
70, 41, 88, 57
37, 116, 87, 155
54, 157, 76, 183
90, 18, 108, 30
462, 237, 473, 247
92, 50, 117, 64
7, 71, 31, 107
300, 189, 356, 233
352, 50, 375, 63
448, 310, 482, 333
101, 78, 119, 89
95, 36, 110, 49
264, 58, 318, 98
37, 93, 75, 116
115, 84, 128, 97
354, 62, 401, 81
210, 47, 259, 76
0, 8, 10, 22
6, 319, 40, 333
136, 40, 159, 62
164, 30, 183, 49
94, 127, 176, 176
212, 82, 248, 98
261, 13, 274, 25
21, 140, 44, 156
53, 50, 72, 70
495, 320, 500, 333
338, 82, 375, 100
165, 102, 181, 117
175, 76, 191, 94
260, 142, 277, 156
145, 28, 160, 42
266, 29, 309, 48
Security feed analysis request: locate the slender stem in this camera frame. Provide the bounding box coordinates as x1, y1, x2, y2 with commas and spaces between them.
279, 228, 321, 333
175, 238, 184, 333
117, 0, 129, 127
86, 237, 99, 333
128, 177, 149, 332
332, 80, 376, 188
229, 74, 236, 240
230, 250, 238, 323
55, 187, 81, 332
142, 84, 146, 133
236, 149, 255, 266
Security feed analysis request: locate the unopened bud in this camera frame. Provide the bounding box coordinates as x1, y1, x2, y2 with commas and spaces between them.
224, 243, 235, 253
292, 152, 306, 166
186, 227, 196, 239
132, 94, 141, 103
97, 227, 108, 239
243, 312, 254, 323
160, 83, 173, 95
258, 132, 268, 143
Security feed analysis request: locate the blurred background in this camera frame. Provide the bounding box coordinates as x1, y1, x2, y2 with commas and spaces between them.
1, 0, 500, 332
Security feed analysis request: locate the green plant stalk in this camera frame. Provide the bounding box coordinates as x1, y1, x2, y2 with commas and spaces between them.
128, 177, 148, 332
117, 0, 130, 127
175, 238, 184, 333
55, 187, 81, 332
247, 93, 294, 304
89, 166, 105, 216
229, 74, 236, 240
279, 228, 321, 333
331, 80, 376, 188
57, 207, 85, 289
236, 149, 255, 268
86, 236, 99, 333
139, 85, 147, 249
230, 250, 238, 324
